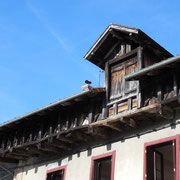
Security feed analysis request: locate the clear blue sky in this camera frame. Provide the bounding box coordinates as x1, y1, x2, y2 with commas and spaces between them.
0, 0, 180, 123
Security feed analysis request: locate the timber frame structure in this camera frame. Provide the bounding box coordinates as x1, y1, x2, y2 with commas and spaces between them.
0, 24, 180, 168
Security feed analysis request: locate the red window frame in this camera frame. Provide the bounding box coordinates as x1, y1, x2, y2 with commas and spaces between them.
143, 135, 180, 180
89, 151, 116, 180
46, 165, 67, 180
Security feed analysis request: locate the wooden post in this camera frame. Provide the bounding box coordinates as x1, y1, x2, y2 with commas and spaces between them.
128, 98, 132, 110
137, 46, 143, 70
105, 61, 110, 102
113, 103, 118, 116
157, 79, 162, 103
88, 102, 94, 124
173, 71, 178, 96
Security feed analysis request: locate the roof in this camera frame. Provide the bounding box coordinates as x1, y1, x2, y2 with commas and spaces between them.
0, 87, 105, 130
125, 55, 180, 81
84, 24, 173, 69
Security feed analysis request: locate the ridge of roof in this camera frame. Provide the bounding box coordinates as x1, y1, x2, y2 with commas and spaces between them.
84, 23, 173, 69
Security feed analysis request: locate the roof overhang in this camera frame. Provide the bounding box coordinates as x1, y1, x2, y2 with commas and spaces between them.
84, 24, 173, 69
125, 55, 180, 81
0, 87, 105, 130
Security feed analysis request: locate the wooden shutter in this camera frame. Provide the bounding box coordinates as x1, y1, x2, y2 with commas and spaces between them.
110, 67, 124, 98
125, 59, 137, 93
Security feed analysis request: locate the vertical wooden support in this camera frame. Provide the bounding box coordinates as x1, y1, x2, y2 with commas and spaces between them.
105, 61, 110, 102
48, 120, 53, 143
137, 47, 143, 108
137, 46, 143, 70
38, 123, 43, 149
57, 112, 61, 139
66, 114, 69, 130
58, 113, 61, 132
137, 81, 142, 109
173, 71, 178, 96
102, 97, 107, 119
22, 130, 25, 145
88, 102, 94, 124
157, 79, 162, 103
126, 43, 131, 53
121, 43, 126, 55
29, 130, 32, 142
1, 136, 5, 154
128, 98, 132, 110
113, 103, 118, 116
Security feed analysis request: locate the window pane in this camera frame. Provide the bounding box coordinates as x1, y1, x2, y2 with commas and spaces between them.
47, 170, 64, 180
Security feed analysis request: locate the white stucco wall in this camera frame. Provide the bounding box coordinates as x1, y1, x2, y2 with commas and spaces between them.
15, 122, 180, 180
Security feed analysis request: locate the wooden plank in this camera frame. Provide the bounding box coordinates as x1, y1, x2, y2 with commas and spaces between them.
50, 139, 71, 150
90, 104, 161, 127
137, 46, 143, 70
173, 72, 178, 96
113, 103, 118, 115
88, 127, 108, 138
105, 61, 110, 101
0, 157, 18, 163
109, 47, 138, 65
104, 40, 120, 60
118, 103, 128, 113
128, 98, 132, 110
103, 122, 122, 132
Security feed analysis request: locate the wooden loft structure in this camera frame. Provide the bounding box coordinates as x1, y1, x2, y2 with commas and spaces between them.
0, 24, 180, 164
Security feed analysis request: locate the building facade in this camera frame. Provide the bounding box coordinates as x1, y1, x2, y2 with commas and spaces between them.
0, 24, 180, 180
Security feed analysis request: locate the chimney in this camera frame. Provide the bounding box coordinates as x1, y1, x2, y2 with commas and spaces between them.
81, 84, 93, 91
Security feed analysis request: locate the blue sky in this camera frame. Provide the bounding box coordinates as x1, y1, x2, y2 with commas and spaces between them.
0, 0, 179, 123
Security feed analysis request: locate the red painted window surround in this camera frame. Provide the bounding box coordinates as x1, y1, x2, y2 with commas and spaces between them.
89, 151, 116, 180
46, 165, 67, 180
143, 135, 180, 180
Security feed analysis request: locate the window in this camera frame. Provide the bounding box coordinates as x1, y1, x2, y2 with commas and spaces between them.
143, 135, 180, 180
46, 166, 66, 180
89, 151, 116, 180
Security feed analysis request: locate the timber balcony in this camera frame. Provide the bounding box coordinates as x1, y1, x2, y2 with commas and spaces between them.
1, 56, 180, 163
1, 23, 180, 163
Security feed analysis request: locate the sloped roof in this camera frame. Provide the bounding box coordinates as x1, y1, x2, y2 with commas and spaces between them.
0, 87, 105, 130
84, 24, 173, 69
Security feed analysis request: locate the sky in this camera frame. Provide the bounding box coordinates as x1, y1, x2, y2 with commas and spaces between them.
0, 0, 180, 123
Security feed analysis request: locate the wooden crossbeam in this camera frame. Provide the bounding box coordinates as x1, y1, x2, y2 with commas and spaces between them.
102, 122, 122, 132
89, 104, 161, 127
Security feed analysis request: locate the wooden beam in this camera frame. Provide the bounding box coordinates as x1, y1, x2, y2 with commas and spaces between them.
104, 40, 120, 60
5, 154, 27, 160
56, 136, 74, 144
25, 146, 48, 155
0, 157, 18, 163
66, 132, 91, 142
109, 47, 138, 65
88, 127, 108, 138
103, 122, 122, 132
90, 104, 161, 127
49, 139, 71, 150
39, 144, 61, 153
105, 61, 110, 102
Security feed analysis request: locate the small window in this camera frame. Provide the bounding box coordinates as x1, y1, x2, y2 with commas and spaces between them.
90, 151, 115, 180
144, 135, 180, 180
46, 166, 66, 180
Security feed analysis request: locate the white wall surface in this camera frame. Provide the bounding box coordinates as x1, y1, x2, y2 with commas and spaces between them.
16, 122, 180, 180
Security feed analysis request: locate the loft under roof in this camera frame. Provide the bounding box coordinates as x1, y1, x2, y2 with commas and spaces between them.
84, 24, 173, 69
0, 87, 105, 131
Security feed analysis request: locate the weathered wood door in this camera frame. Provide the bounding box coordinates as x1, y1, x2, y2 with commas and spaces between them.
110, 58, 137, 100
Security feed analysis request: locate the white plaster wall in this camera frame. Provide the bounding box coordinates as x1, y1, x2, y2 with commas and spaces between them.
19, 123, 180, 180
